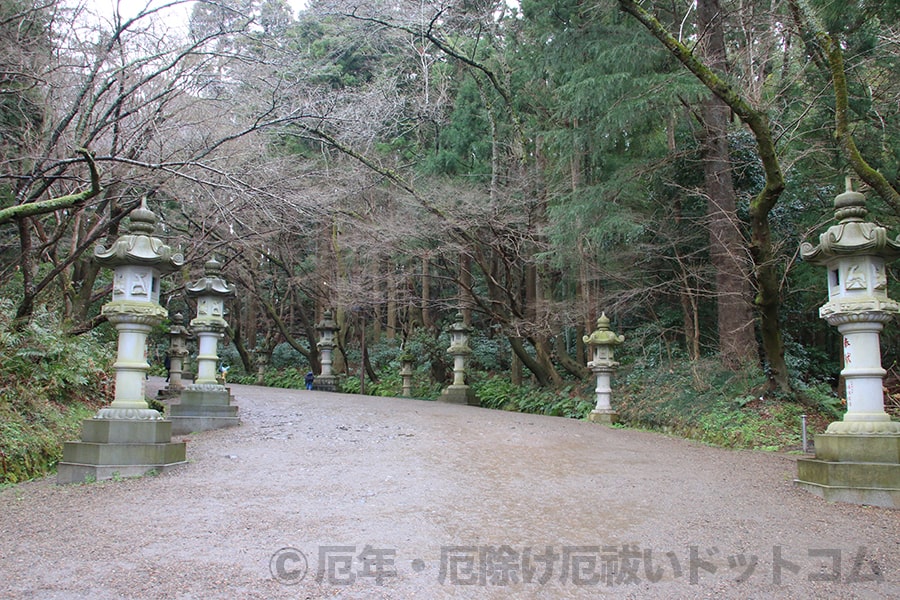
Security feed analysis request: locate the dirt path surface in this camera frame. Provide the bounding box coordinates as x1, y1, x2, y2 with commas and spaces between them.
1, 379, 898, 599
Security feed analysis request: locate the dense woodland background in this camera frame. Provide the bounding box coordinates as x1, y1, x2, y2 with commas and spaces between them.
2, 0, 900, 478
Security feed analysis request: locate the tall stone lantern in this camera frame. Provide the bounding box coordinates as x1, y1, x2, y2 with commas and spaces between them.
398, 349, 415, 397
158, 312, 190, 399
439, 311, 479, 405
315, 309, 338, 391
168, 258, 240, 435
795, 179, 900, 508
57, 200, 186, 484
583, 313, 624, 425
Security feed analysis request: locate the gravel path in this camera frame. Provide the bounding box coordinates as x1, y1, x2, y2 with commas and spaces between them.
1, 378, 897, 599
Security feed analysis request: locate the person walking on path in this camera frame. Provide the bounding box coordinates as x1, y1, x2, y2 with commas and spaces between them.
305, 371, 315, 390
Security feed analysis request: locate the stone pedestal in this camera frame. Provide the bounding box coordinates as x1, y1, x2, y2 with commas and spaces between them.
440, 384, 478, 405
796, 434, 900, 508
314, 375, 338, 392
57, 418, 186, 483
168, 383, 240, 435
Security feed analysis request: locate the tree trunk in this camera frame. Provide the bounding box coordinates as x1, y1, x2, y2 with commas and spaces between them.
15, 217, 36, 321
619, 0, 791, 393
421, 255, 432, 330
697, 0, 757, 368
509, 336, 551, 386
386, 261, 397, 340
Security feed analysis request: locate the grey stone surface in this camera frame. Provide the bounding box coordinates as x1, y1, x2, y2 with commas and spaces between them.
6, 378, 898, 598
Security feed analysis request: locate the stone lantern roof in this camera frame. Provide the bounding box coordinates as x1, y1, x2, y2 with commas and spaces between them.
94, 198, 184, 272
583, 313, 625, 347
800, 179, 900, 264
316, 309, 338, 333
185, 257, 236, 298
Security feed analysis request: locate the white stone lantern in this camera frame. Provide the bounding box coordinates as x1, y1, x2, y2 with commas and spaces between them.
94, 200, 183, 418
158, 312, 190, 398
57, 199, 186, 483
439, 311, 478, 405
186, 257, 235, 386
583, 312, 624, 424
315, 309, 339, 391
398, 349, 415, 397
800, 180, 900, 434
169, 257, 240, 435
796, 179, 900, 508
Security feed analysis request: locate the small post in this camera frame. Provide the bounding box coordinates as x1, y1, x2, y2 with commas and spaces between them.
801, 414, 808, 453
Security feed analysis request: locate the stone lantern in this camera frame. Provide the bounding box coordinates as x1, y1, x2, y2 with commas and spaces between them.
398, 349, 415, 397
58, 200, 186, 484
439, 311, 479, 405
315, 309, 338, 391
795, 179, 900, 508
583, 312, 624, 425
254, 347, 271, 386
157, 312, 190, 399
168, 257, 240, 435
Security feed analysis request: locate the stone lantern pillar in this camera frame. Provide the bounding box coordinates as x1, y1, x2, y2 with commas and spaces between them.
398, 349, 415, 397
795, 179, 900, 508
583, 313, 624, 425
58, 200, 186, 484
158, 312, 190, 399
439, 311, 479, 405
168, 258, 240, 435
315, 309, 338, 391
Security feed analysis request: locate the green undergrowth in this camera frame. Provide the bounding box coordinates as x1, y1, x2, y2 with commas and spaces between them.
616, 357, 837, 451
475, 375, 595, 419
0, 301, 113, 483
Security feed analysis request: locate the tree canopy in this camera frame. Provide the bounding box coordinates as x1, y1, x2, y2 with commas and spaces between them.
2, 0, 899, 400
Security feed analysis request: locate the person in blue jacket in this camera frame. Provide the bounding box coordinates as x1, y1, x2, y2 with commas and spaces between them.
305, 371, 315, 390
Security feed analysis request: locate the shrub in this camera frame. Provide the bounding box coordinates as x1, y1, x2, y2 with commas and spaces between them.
0, 301, 114, 483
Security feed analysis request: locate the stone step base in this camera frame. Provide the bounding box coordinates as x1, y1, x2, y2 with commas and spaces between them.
796, 434, 900, 509
439, 385, 479, 406
81, 418, 174, 444
169, 415, 241, 436
169, 404, 239, 418
57, 460, 186, 484
60, 440, 186, 466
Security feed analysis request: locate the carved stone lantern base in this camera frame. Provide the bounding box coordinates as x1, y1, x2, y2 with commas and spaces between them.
57, 418, 186, 484
439, 384, 479, 406
795, 434, 900, 508
588, 409, 619, 425
168, 384, 240, 435
314, 374, 338, 392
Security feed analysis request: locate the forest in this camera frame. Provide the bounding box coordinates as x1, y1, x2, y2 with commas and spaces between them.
2, 0, 899, 479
